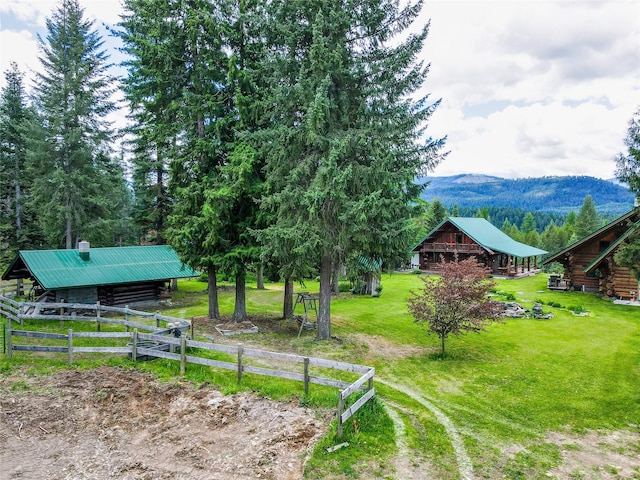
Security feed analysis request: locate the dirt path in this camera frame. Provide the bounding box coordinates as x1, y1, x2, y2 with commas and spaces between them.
0, 366, 329, 480
377, 377, 475, 480
384, 402, 435, 479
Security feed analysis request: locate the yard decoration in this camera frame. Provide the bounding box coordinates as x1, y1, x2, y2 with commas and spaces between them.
407, 255, 503, 358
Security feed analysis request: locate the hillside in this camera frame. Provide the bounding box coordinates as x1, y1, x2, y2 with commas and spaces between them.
418, 175, 635, 215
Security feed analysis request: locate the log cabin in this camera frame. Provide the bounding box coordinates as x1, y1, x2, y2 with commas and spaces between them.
411, 217, 547, 276
2, 243, 199, 306
542, 209, 640, 299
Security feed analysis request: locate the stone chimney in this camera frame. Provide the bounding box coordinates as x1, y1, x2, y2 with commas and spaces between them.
78, 240, 90, 261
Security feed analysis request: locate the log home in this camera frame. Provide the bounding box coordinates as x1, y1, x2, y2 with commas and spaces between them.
2, 243, 198, 306
542, 209, 640, 299
411, 217, 547, 276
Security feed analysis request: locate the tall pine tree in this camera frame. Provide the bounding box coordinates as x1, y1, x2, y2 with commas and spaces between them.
0, 63, 37, 266
29, 0, 117, 248
260, 0, 445, 340
575, 195, 600, 239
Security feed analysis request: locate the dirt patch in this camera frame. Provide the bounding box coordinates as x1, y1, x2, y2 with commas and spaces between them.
546, 429, 640, 479
0, 366, 329, 480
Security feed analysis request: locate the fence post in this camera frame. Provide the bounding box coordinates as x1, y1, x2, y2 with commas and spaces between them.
6, 317, 12, 360
155, 311, 160, 328
237, 343, 244, 384
304, 357, 310, 396
131, 328, 138, 361
125, 305, 130, 332
337, 393, 344, 439
180, 335, 186, 376
67, 329, 73, 366
60, 299, 65, 329
96, 301, 101, 332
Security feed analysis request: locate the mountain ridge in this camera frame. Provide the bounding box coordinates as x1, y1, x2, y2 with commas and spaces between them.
418, 174, 635, 215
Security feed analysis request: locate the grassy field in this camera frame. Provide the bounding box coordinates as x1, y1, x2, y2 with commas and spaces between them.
2, 273, 640, 479
161, 273, 640, 479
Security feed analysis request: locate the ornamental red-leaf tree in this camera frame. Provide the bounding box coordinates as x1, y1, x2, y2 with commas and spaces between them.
407, 255, 503, 358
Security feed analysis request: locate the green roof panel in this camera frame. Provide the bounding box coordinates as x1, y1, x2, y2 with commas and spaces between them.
12, 245, 198, 289
449, 217, 547, 257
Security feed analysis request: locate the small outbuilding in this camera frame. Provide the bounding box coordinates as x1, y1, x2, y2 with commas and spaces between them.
411, 217, 547, 276
542, 209, 640, 299
2, 243, 199, 306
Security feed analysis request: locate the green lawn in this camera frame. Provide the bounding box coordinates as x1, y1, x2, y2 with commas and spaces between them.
2, 273, 639, 479
163, 273, 640, 479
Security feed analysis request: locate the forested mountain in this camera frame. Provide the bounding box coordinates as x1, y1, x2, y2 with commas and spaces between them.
418, 175, 635, 215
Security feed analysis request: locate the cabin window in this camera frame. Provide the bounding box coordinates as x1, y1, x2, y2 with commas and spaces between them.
456, 233, 463, 244
599, 240, 610, 252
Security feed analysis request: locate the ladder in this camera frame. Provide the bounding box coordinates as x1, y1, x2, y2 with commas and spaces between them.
294, 293, 318, 337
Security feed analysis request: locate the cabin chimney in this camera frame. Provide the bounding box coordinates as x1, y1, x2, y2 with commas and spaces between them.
78, 240, 90, 261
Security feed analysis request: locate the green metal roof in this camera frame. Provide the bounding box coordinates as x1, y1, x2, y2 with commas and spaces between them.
412, 217, 547, 258
3, 245, 199, 289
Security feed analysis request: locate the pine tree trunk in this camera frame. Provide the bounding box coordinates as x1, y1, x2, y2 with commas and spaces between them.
331, 262, 339, 294
257, 263, 265, 290
207, 266, 219, 321
316, 253, 332, 340
232, 267, 247, 322
171, 278, 178, 291
283, 276, 293, 320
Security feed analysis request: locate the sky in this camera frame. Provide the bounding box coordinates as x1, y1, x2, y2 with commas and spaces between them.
1, 0, 639, 180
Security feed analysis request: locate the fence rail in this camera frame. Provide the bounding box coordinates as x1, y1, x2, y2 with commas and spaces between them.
0, 279, 34, 298
0, 295, 374, 438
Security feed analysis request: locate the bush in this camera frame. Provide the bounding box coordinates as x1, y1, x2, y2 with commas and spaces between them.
568, 305, 586, 314
338, 282, 352, 293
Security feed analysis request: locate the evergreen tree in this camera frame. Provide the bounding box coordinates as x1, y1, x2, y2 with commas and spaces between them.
427, 199, 447, 231
122, 0, 267, 321
563, 210, 577, 240
614, 107, 640, 281
614, 225, 640, 281
451, 204, 459, 217
121, 0, 229, 319
500, 218, 512, 234
119, 0, 185, 245
521, 212, 536, 234
475, 206, 490, 221
615, 106, 640, 202
540, 220, 569, 255
260, 0, 444, 340
29, 0, 117, 248
0, 62, 42, 265
575, 195, 600, 238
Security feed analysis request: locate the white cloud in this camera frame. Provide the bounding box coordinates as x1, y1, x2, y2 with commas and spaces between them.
424, 0, 640, 179
0, 29, 41, 85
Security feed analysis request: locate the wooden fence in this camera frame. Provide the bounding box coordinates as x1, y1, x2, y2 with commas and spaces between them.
0, 296, 374, 438
0, 279, 34, 299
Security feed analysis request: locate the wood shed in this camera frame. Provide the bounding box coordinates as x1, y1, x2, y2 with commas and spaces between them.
2, 243, 199, 306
